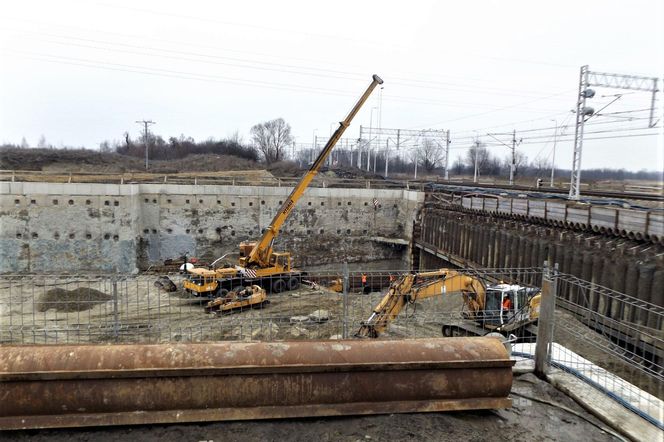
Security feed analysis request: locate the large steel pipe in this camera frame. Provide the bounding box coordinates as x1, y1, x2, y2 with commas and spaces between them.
0, 338, 513, 430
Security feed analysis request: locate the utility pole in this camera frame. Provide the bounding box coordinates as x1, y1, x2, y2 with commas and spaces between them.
550, 120, 557, 187
367, 107, 376, 171
444, 130, 450, 180
473, 139, 480, 183
649, 78, 659, 128
313, 135, 318, 164
384, 139, 389, 177
510, 129, 516, 186
354, 128, 361, 168
377, 86, 383, 174
135, 120, 155, 170
396, 129, 401, 160
311, 130, 318, 166
567, 65, 657, 199
373, 145, 377, 172
569, 65, 590, 200
413, 146, 418, 180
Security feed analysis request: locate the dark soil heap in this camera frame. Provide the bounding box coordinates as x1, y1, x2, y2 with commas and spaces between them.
37, 288, 112, 312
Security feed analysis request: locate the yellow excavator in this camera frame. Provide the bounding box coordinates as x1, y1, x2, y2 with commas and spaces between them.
172, 74, 384, 305
355, 269, 541, 339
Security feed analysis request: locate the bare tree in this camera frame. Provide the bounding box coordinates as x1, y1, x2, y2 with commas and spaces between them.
250, 118, 293, 164
227, 130, 244, 146
420, 138, 444, 172
20, 137, 29, 149
99, 141, 112, 153
465, 143, 493, 176
37, 135, 48, 148
452, 158, 466, 174
504, 151, 528, 178
530, 157, 551, 176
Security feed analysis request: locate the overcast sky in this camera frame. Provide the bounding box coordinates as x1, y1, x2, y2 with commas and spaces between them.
1, 0, 662, 172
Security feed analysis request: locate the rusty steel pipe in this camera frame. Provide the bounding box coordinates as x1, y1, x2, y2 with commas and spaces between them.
0, 338, 513, 430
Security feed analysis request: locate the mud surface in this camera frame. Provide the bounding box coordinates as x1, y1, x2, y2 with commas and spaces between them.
3, 374, 620, 442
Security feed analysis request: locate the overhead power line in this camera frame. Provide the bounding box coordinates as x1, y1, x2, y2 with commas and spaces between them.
1, 48, 575, 113
0, 25, 577, 100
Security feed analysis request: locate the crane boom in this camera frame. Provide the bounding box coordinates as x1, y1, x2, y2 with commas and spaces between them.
245, 74, 384, 267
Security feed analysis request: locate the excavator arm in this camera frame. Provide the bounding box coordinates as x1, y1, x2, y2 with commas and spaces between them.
243, 74, 384, 268
355, 269, 486, 338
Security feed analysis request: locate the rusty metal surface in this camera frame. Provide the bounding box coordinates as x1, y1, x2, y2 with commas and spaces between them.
0, 338, 514, 430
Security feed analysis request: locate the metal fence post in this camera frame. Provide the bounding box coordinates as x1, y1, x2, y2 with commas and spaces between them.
112, 277, 119, 343
342, 262, 349, 339
535, 262, 557, 377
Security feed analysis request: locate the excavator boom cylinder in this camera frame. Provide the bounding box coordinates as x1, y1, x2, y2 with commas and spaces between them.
0, 338, 513, 429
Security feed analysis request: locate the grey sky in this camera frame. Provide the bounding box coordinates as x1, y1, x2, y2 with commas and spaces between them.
1, 0, 662, 172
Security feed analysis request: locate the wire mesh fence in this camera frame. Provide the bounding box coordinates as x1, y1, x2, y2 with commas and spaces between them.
537, 270, 664, 429
0, 267, 543, 345
1, 266, 661, 428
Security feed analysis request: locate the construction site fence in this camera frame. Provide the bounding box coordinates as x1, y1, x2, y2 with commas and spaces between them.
534, 267, 663, 430
0, 267, 542, 346
1, 266, 662, 428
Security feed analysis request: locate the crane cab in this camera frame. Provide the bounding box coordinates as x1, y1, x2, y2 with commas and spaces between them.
269, 252, 292, 273
183, 267, 220, 296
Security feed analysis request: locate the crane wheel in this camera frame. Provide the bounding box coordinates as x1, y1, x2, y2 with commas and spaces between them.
288, 276, 300, 291
442, 325, 453, 337
272, 279, 286, 293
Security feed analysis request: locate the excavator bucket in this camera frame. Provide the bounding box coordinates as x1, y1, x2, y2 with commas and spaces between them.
0, 338, 513, 429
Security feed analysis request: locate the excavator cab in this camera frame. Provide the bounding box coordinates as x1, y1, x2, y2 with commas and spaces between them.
484, 284, 535, 327
484, 285, 518, 326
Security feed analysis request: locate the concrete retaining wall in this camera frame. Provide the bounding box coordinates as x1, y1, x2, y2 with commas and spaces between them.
0, 182, 423, 273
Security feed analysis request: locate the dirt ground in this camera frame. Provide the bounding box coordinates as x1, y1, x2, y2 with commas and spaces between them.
0, 273, 474, 345
2, 373, 621, 442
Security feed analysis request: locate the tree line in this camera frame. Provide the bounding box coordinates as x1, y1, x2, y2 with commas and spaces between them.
108, 132, 260, 162
4, 118, 660, 181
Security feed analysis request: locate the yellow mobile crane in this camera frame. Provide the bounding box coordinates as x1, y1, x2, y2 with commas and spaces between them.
176, 74, 384, 301
355, 269, 541, 339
